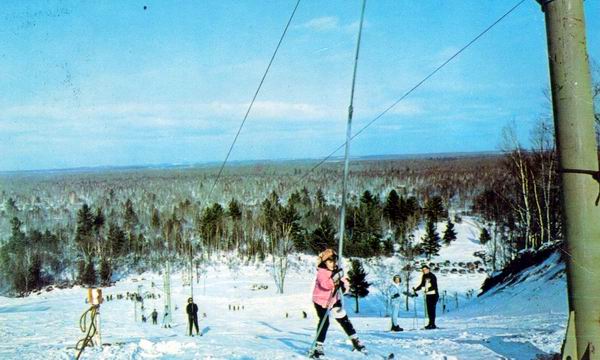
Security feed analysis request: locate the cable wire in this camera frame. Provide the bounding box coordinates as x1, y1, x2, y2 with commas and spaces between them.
207, 0, 302, 199
296, 0, 527, 185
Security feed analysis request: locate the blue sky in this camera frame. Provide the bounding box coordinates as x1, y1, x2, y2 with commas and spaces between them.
1, 0, 599, 171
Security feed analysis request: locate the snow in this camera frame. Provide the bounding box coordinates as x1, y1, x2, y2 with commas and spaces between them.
0, 217, 568, 359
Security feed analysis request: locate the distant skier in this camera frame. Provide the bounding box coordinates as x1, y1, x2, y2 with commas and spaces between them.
388, 275, 404, 332
413, 265, 439, 329
151, 309, 158, 325
310, 248, 365, 358
162, 305, 171, 328
186, 297, 200, 336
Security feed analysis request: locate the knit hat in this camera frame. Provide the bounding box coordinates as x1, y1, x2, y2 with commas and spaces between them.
317, 248, 338, 264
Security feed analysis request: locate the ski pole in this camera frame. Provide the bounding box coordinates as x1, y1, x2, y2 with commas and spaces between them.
412, 294, 418, 329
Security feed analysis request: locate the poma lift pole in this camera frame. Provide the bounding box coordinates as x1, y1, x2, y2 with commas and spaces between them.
539, 0, 600, 359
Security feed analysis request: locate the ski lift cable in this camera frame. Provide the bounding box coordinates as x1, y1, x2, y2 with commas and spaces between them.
207, 0, 302, 200
295, 0, 527, 186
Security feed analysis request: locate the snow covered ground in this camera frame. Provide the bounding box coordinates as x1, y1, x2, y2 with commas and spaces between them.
0, 218, 567, 359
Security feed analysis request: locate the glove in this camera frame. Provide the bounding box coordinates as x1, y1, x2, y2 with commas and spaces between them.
391, 293, 400, 299
331, 267, 344, 284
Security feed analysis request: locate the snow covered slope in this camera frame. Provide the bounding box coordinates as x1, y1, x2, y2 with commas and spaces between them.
0, 219, 568, 359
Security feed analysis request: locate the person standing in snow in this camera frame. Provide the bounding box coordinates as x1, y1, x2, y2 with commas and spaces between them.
162, 305, 171, 328
388, 275, 404, 332
310, 248, 365, 358
151, 308, 158, 325
413, 265, 439, 329
186, 297, 200, 336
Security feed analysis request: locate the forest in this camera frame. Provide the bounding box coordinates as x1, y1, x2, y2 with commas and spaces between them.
0, 128, 565, 296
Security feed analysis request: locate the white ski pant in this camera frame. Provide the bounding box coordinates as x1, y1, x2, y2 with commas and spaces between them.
391, 302, 401, 327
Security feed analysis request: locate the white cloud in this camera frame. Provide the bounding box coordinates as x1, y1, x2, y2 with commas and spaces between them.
299, 16, 339, 31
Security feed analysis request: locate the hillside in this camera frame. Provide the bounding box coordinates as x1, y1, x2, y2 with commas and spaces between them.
0, 218, 569, 359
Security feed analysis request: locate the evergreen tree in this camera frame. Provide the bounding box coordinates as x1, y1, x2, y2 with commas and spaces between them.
93, 207, 105, 234
227, 198, 242, 220
108, 223, 126, 257
315, 188, 326, 209
347, 259, 370, 313
81, 260, 97, 286
200, 203, 225, 249
310, 214, 337, 253
383, 189, 402, 227
77, 259, 86, 284
423, 196, 446, 224
151, 208, 161, 232
100, 258, 112, 285
479, 227, 492, 245
350, 191, 382, 257
442, 219, 458, 246
278, 203, 304, 251
76, 203, 95, 258
28, 255, 43, 290
0, 218, 31, 293
422, 220, 441, 260
301, 187, 312, 208
288, 191, 302, 207
123, 198, 139, 234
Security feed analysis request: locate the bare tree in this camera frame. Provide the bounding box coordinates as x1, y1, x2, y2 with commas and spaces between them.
268, 224, 294, 294
501, 124, 534, 249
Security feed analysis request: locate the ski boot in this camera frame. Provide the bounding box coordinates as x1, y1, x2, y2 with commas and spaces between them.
309, 342, 325, 359
351, 336, 366, 353
392, 325, 404, 332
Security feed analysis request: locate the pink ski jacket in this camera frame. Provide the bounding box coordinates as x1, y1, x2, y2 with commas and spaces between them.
312, 267, 349, 308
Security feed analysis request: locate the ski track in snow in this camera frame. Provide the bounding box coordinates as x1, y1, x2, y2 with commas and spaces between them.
0, 217, 567, 359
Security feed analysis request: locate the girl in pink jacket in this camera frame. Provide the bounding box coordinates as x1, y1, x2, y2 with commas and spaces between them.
310, 249, 365, 358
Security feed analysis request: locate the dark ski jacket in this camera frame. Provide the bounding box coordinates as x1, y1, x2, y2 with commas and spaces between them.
414, 272, 438, 296
186, 303, 199, 318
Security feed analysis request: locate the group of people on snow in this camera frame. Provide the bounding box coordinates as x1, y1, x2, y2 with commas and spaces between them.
99, 247, 440, 358
309, 248, 439, 358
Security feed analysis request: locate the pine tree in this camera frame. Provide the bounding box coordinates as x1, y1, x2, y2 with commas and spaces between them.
77, 259, 86, 284
301, 187, 312, 208
100, 258, 111, 285
151, 208, 161, 232
76, 203, 95, 258
123, 198, 139, 234
315, 188, 326, 209
383, 189, 402, 227
310, 214, 337, 253
479, 228, 492, 245
347, 259, 370, 313
82, 260, 97, 286
28, 255, 43, 290
227, 198, 242, 220
108, 223, 126, 257
442, 219, 458, 246
423, 196, 446, 224
422, 220, 441, 260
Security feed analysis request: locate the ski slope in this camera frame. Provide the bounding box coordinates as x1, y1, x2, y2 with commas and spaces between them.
0, 218, 567, 359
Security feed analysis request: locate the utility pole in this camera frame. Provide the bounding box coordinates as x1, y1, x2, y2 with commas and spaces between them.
539, 0, 600, 359
190, 240, 194, 300
163, 259, 172, 325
